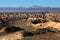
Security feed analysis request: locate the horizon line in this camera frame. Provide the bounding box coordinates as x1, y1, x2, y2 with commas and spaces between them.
0, 6, 60, 8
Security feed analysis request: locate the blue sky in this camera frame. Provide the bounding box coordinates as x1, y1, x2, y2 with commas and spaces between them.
0, 0, 60, 7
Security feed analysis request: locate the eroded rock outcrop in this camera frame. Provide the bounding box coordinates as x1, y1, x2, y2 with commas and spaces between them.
0, 13, 60, 40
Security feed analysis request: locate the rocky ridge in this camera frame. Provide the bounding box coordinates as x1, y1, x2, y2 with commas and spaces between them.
0, 13, 60, 40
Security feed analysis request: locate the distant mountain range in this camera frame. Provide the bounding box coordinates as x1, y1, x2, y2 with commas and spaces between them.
0, 6, 60, 13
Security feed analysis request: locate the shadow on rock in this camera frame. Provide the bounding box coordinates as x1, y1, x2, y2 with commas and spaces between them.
5, 26, 24, 33
36, 27, 60, 34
